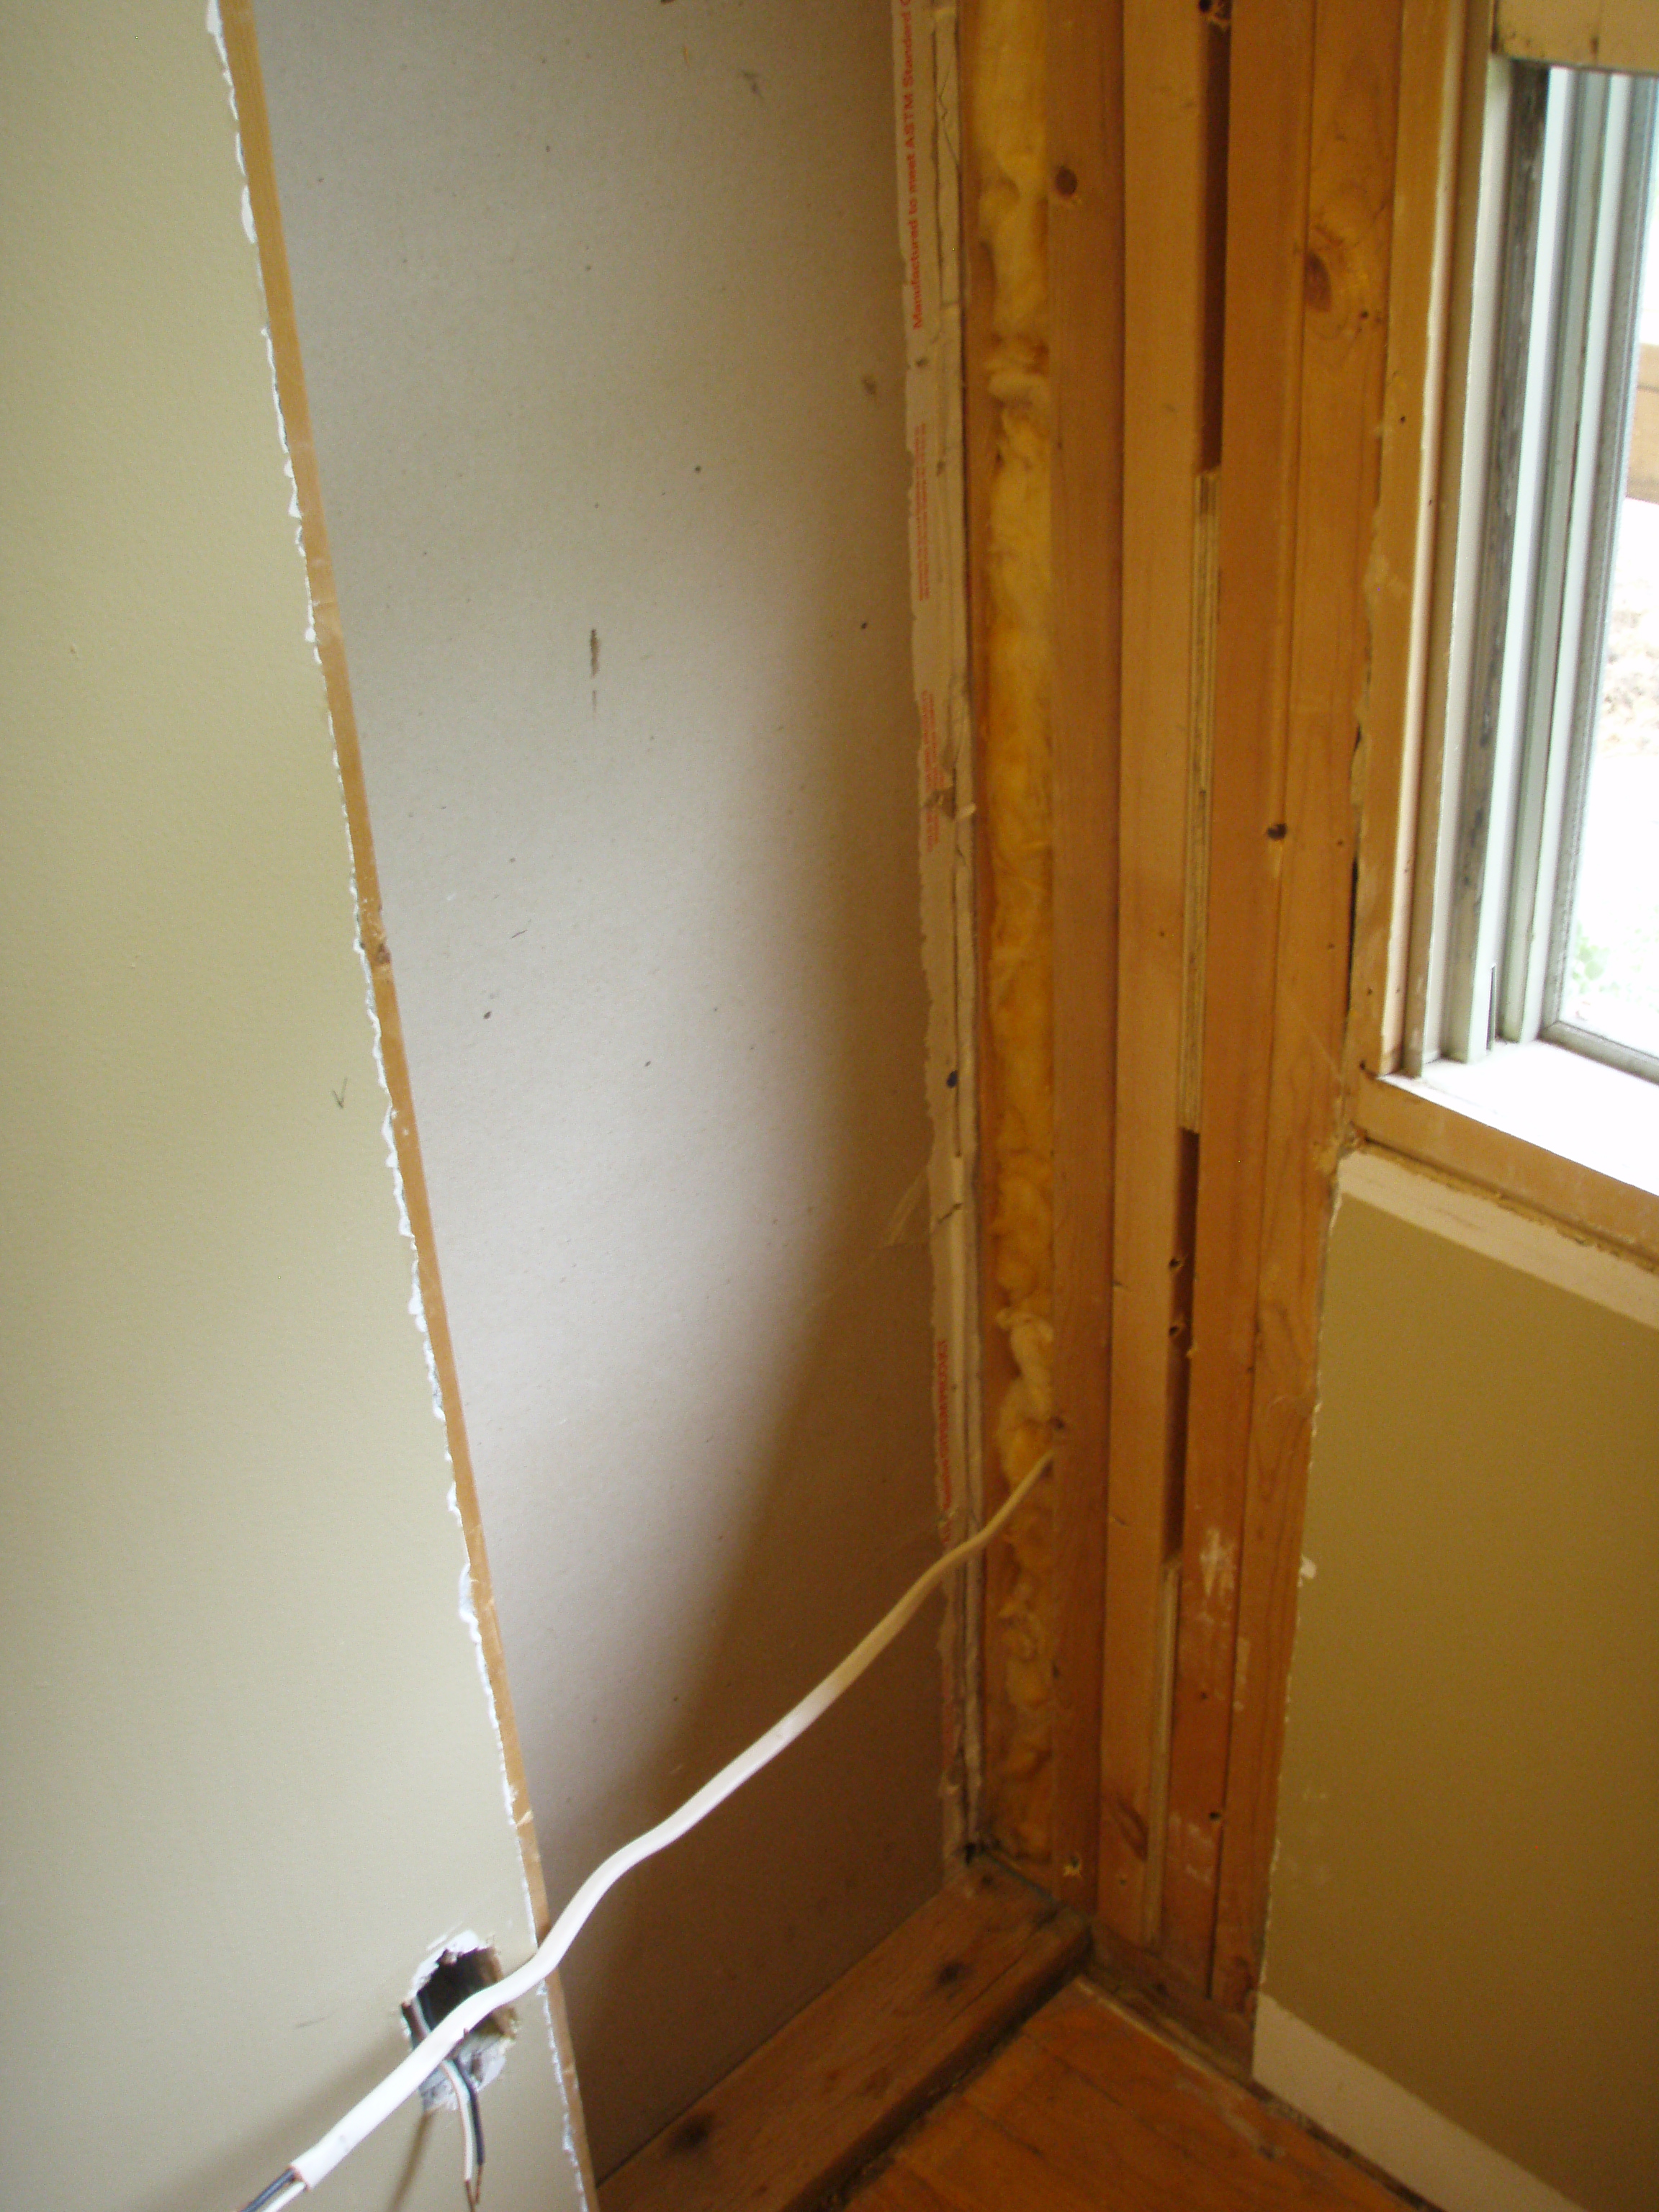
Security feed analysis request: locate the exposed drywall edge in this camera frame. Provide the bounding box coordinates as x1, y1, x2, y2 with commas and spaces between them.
212, 0, 544, 1919
1338, 1148, 1659, 1328
1254, 1998, 1589, 2212
210, 6, 598, 2200
891, 0, 984, 1866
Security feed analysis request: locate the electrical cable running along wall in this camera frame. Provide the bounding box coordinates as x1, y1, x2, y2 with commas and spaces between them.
250, 0, 945, 2169
969, 0, 1058, 1871
232, 1456, 1054, 2212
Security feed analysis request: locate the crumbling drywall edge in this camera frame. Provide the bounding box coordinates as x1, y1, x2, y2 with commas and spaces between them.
204, 12, 595, 2198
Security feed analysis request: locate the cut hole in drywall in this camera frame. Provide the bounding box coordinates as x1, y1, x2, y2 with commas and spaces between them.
405, 1944, 515, 2108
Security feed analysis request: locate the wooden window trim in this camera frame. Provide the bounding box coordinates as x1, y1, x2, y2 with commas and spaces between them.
1495, 0, 1659, 75
1347, 1, 1659, 1270
1355, 1064, 1659, 1263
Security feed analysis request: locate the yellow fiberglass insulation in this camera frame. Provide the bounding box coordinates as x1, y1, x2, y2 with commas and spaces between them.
974, 0, 1054, 1869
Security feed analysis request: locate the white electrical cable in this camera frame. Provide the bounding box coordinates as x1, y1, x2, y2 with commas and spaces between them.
439, 2060, 470, 2172
238, 1449, 1053, 2206
250, 2180, 304, 2212
439, 2056, 478, 2203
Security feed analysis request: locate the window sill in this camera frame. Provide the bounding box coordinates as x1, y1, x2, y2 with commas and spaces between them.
1352, 1041, 1659, 1269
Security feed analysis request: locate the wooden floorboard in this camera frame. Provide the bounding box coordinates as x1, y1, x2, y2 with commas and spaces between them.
898, 2096, 1110, 2212
847, 1980, 1416, 2212
601, 1861, 1087, 2212
848, 2164, 960, 2212
961, 2036, 1276, 2212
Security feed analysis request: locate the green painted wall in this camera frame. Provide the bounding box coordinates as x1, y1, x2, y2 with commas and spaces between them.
0, 9, 588, 2207
1264, 1169, 1659, 2212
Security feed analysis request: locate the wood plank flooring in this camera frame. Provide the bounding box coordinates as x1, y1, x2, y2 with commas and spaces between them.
845, 1980, 1414, 2212
603, 1863, 1088, 2212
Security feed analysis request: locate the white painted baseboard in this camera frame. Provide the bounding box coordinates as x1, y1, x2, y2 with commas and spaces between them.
1253, 1997, 1588, 2212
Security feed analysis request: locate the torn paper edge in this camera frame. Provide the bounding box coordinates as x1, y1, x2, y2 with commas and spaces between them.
205, 18, 589, 2195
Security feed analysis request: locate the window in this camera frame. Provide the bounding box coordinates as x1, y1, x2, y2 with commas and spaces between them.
1557, 152, 1659, 1071
1412, 60, 1659, 1082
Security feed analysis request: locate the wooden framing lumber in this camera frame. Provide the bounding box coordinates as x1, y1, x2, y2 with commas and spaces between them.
1161, 0, 1321, 1997
1164, 0, 1407, 2012
1097, 0, 1218, 1951
961, 0, 1487, 2038
963, 0, 1061, 1878
959, 0, 1018, 1872
1209, 0, 1404, 2014
1087, 1921, 1252, 2074
972, 0, 1655, 2054
962, 0, 1121, 1906
601, 1861, 1088, 2212
1046, 0, 1124, 1920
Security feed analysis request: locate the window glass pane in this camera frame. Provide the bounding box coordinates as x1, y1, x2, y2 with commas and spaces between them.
1560, 189, 1659, 1061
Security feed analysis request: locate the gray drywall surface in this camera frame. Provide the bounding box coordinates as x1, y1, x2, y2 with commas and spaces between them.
254, 0, 943, 2170
0, 7, 589, 2208
1265, 1184, 1659, 2212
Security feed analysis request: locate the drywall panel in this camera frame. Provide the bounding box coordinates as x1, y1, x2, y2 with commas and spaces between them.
1261, 1161, 1659, 2212
0, 8, 589, 2208
252, 0, 942, 2170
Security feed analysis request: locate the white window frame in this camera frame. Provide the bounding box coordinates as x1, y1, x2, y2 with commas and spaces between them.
1407, 53, 1658, 1085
